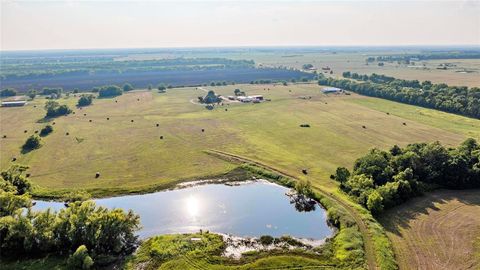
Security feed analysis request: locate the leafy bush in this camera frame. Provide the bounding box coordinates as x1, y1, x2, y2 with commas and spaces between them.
77, 94, 93, 107
39, 125, 53, 137
22, 135, 42, 152
98, 85, 123, 98
123, 83, 134, 92
68, 245, 94, 269
259, 235, 274, 245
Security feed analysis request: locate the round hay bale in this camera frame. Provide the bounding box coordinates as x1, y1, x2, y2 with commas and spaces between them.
2, 135, 6, 138
24, 130, 28, 133
160, 136, 164, 139
403, 122, 407, 126
26, 173, 30, 177
12, 157, 16, 162
131, 120, 134, 122
225, 109, 228, 111
386, 112, 390, 115
156, 123, 159, 127
115, 100, 118, 103
362, 125, 366, 129
95, 172, 100, 178
89, 119, 92, 122
302, 169, 308, 175
201, 129, 205, 132
52, 122, 56, 125
66, 132, 69, 136
107, 117, 109, 120
33, 105, 37, 108
34, 130, 38, 134
84, 113, 87, 116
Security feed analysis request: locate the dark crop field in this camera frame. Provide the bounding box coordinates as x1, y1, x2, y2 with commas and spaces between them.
0, 68, 313, 92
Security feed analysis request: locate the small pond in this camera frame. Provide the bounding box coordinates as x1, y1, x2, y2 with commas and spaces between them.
34, 180, 333, 240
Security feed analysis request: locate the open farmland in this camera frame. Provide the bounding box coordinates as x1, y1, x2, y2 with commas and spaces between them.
379, 189, 480, 270
145, 48, 480, 87
0, 53, 314, 91
1, 83, 478, 197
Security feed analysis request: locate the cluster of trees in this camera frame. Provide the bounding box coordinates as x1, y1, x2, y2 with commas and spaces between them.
97, 85, 123, 98
157, 83, 172, 92
198, 90, 221, 104
123, 83, 134, 92
1, 88, 17, 97
77, 94, 93, 107
234, 88, 246, 96
41, 87, 63, 97
0, 165, 140, 267
333, 139, 480, 214
302, 64, 314, 70
319, 73, 480, 119
45, 100, 72, 118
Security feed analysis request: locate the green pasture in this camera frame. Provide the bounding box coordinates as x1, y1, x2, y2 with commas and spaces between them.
1, 83, 478, 197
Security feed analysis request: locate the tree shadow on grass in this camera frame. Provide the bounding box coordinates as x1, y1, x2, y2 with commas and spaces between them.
378, 189, 480, 237
36, 117, 54, 124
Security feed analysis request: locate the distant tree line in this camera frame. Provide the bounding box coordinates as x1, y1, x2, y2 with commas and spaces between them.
319, 72, 480, 119
369, 51, 480, 63
0, 58, 256, 81
1, 88, 17, 97
0, 165, 140, 268
333, 139, 480, 215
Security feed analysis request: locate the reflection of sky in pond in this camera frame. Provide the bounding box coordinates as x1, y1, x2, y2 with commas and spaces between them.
34, 181, 333, 240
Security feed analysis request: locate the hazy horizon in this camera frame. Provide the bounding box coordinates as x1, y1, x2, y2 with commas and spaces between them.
1, 0, 479, 51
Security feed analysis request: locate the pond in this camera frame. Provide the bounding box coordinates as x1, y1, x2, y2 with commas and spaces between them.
33, 180, 333, 241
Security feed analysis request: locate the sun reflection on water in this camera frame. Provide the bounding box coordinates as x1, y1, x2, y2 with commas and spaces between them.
185, 195, 200, 218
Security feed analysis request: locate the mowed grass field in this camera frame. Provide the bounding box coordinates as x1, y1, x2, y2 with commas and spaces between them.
379, 190, 480, 270
1, 83, 478, 196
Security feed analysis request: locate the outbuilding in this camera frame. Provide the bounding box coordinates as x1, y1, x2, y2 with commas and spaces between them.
1, 100, 27, 107
322, 87, 342, 94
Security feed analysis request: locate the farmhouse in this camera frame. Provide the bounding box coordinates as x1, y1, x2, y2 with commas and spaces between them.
322, 87, 342, 94
1, 100, 27, 107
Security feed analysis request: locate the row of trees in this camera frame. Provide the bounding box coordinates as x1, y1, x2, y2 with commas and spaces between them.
333, 139, 480, 214
370, 52, 480, 63
319, 73, 480, 119
0, 165, 140, 267
1, 87, 62, 98
1, 88, 17, 97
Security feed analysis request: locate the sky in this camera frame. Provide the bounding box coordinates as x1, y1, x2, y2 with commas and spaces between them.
1, 0, 479, 51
